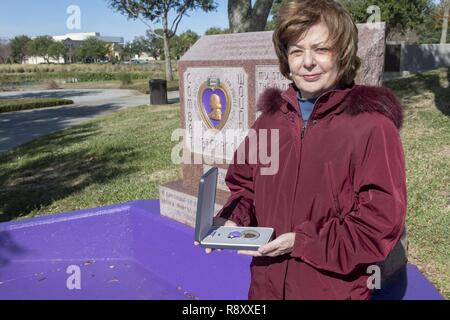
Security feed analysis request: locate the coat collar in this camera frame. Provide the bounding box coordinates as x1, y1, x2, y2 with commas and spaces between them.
256, 82, 404, 129
280, 83, 354, 120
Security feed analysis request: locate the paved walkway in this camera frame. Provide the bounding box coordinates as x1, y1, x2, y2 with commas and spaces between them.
0, 89, 180, 153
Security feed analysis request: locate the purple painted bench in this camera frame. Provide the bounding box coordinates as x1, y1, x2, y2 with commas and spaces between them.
0, 200, 444, 300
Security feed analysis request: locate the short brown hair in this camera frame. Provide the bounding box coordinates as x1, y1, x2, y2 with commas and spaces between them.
273, 0, 361, 87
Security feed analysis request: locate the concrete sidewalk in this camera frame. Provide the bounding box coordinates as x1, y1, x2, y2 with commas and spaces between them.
0, 89, 180, 153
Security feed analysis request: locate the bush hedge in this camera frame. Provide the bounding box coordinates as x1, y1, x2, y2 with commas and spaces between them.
0, 98, 74, 113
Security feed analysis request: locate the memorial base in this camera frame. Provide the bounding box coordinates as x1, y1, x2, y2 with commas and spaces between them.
159, 180, 229, 227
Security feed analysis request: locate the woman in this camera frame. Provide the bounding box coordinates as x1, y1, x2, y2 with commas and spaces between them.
199, 0, 407, 300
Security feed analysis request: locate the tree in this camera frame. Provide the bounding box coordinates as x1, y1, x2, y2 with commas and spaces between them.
340, 0, 434, 43
10, 35, 31, 64
122, 30, 165, 61
48, 41, 69, 63
0, 42, 12, 64
204, 26, 230, 35
132, 36, 152, 56
123, 36, 152, 61
267, 0, 442, 44
146, 29, 164, 60
265, 0, 284, 30
269, 0, 283, 22
107, 0, 217, 81
121, 43, 135, 61
228, 0, 274, 33
75, 37, 109, 63
28, 36, 54, 63
440, 0, 449, 43
415, 1, 446, 44
171, 30, 199, 59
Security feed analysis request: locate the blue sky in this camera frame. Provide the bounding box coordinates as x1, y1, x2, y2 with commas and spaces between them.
0, 0, 230, 42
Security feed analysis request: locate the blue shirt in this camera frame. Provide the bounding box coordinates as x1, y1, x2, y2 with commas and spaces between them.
296, 85, 342, 125
296, 91, 318, 125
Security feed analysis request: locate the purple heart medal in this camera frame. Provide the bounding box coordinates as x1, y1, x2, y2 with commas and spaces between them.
197, 77, 231, 130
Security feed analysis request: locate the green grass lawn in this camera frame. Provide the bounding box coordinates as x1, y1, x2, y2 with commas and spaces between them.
0, 68, 448, 298
0, 104, 182, 221
0, 98, 74, 113
384, 67, 450, 299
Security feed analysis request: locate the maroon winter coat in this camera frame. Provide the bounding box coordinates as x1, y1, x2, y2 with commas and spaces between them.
216, 83, 407, 300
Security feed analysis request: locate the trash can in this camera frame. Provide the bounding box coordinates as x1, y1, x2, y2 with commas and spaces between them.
149, 79, 168, 105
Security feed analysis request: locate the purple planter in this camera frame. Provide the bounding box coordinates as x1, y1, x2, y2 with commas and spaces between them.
0, 200, 445, 300
0, 200, 251, 300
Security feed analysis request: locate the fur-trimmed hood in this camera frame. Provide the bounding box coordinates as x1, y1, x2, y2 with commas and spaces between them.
256, 84, 404, 129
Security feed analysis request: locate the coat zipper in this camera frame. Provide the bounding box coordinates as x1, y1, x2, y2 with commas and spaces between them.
285, 87, 344, 295
293, 88, 342, 230
298, 89, 344, 221
301, 123, 307, 140
299, 88, 340, 140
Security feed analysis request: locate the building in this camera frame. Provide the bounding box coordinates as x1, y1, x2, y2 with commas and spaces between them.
52, 32, 123, 44
24, 32, 124, 64
132, 51, 156, 63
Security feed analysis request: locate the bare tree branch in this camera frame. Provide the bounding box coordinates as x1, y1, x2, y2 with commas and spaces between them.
124, 3, 164, 39
170, 5, 190, 36
169, 2, 189, 32
107, 0, 217, 81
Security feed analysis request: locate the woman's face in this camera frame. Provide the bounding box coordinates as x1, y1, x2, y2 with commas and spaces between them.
287, 22, 339, 99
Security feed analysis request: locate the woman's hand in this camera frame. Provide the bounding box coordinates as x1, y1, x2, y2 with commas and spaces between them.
194, 219, 238, 254
237, 232, 296, 257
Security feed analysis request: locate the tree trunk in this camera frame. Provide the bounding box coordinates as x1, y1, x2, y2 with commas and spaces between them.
228, 0, 273, 33
441, 0, 449, 44
162, 15, 174, 81
163, 34, 173, 81
228, 0, 251, 33
250, 0, 275, 31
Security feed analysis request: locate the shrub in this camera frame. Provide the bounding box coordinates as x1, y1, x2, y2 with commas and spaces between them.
118, 72, 133, 86
46, 80, 60, 90
0, 98, 74, 113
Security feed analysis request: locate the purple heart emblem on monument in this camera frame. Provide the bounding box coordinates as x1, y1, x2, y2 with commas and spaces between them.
201, 88, 228, 128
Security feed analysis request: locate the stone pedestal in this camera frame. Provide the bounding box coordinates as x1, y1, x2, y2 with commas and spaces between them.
159, 170, 230, 227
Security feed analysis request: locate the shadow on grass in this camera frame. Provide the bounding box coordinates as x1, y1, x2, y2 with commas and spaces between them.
384, 67, 450, 118
0, 121, 138, 222
0, 103, 124, 154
